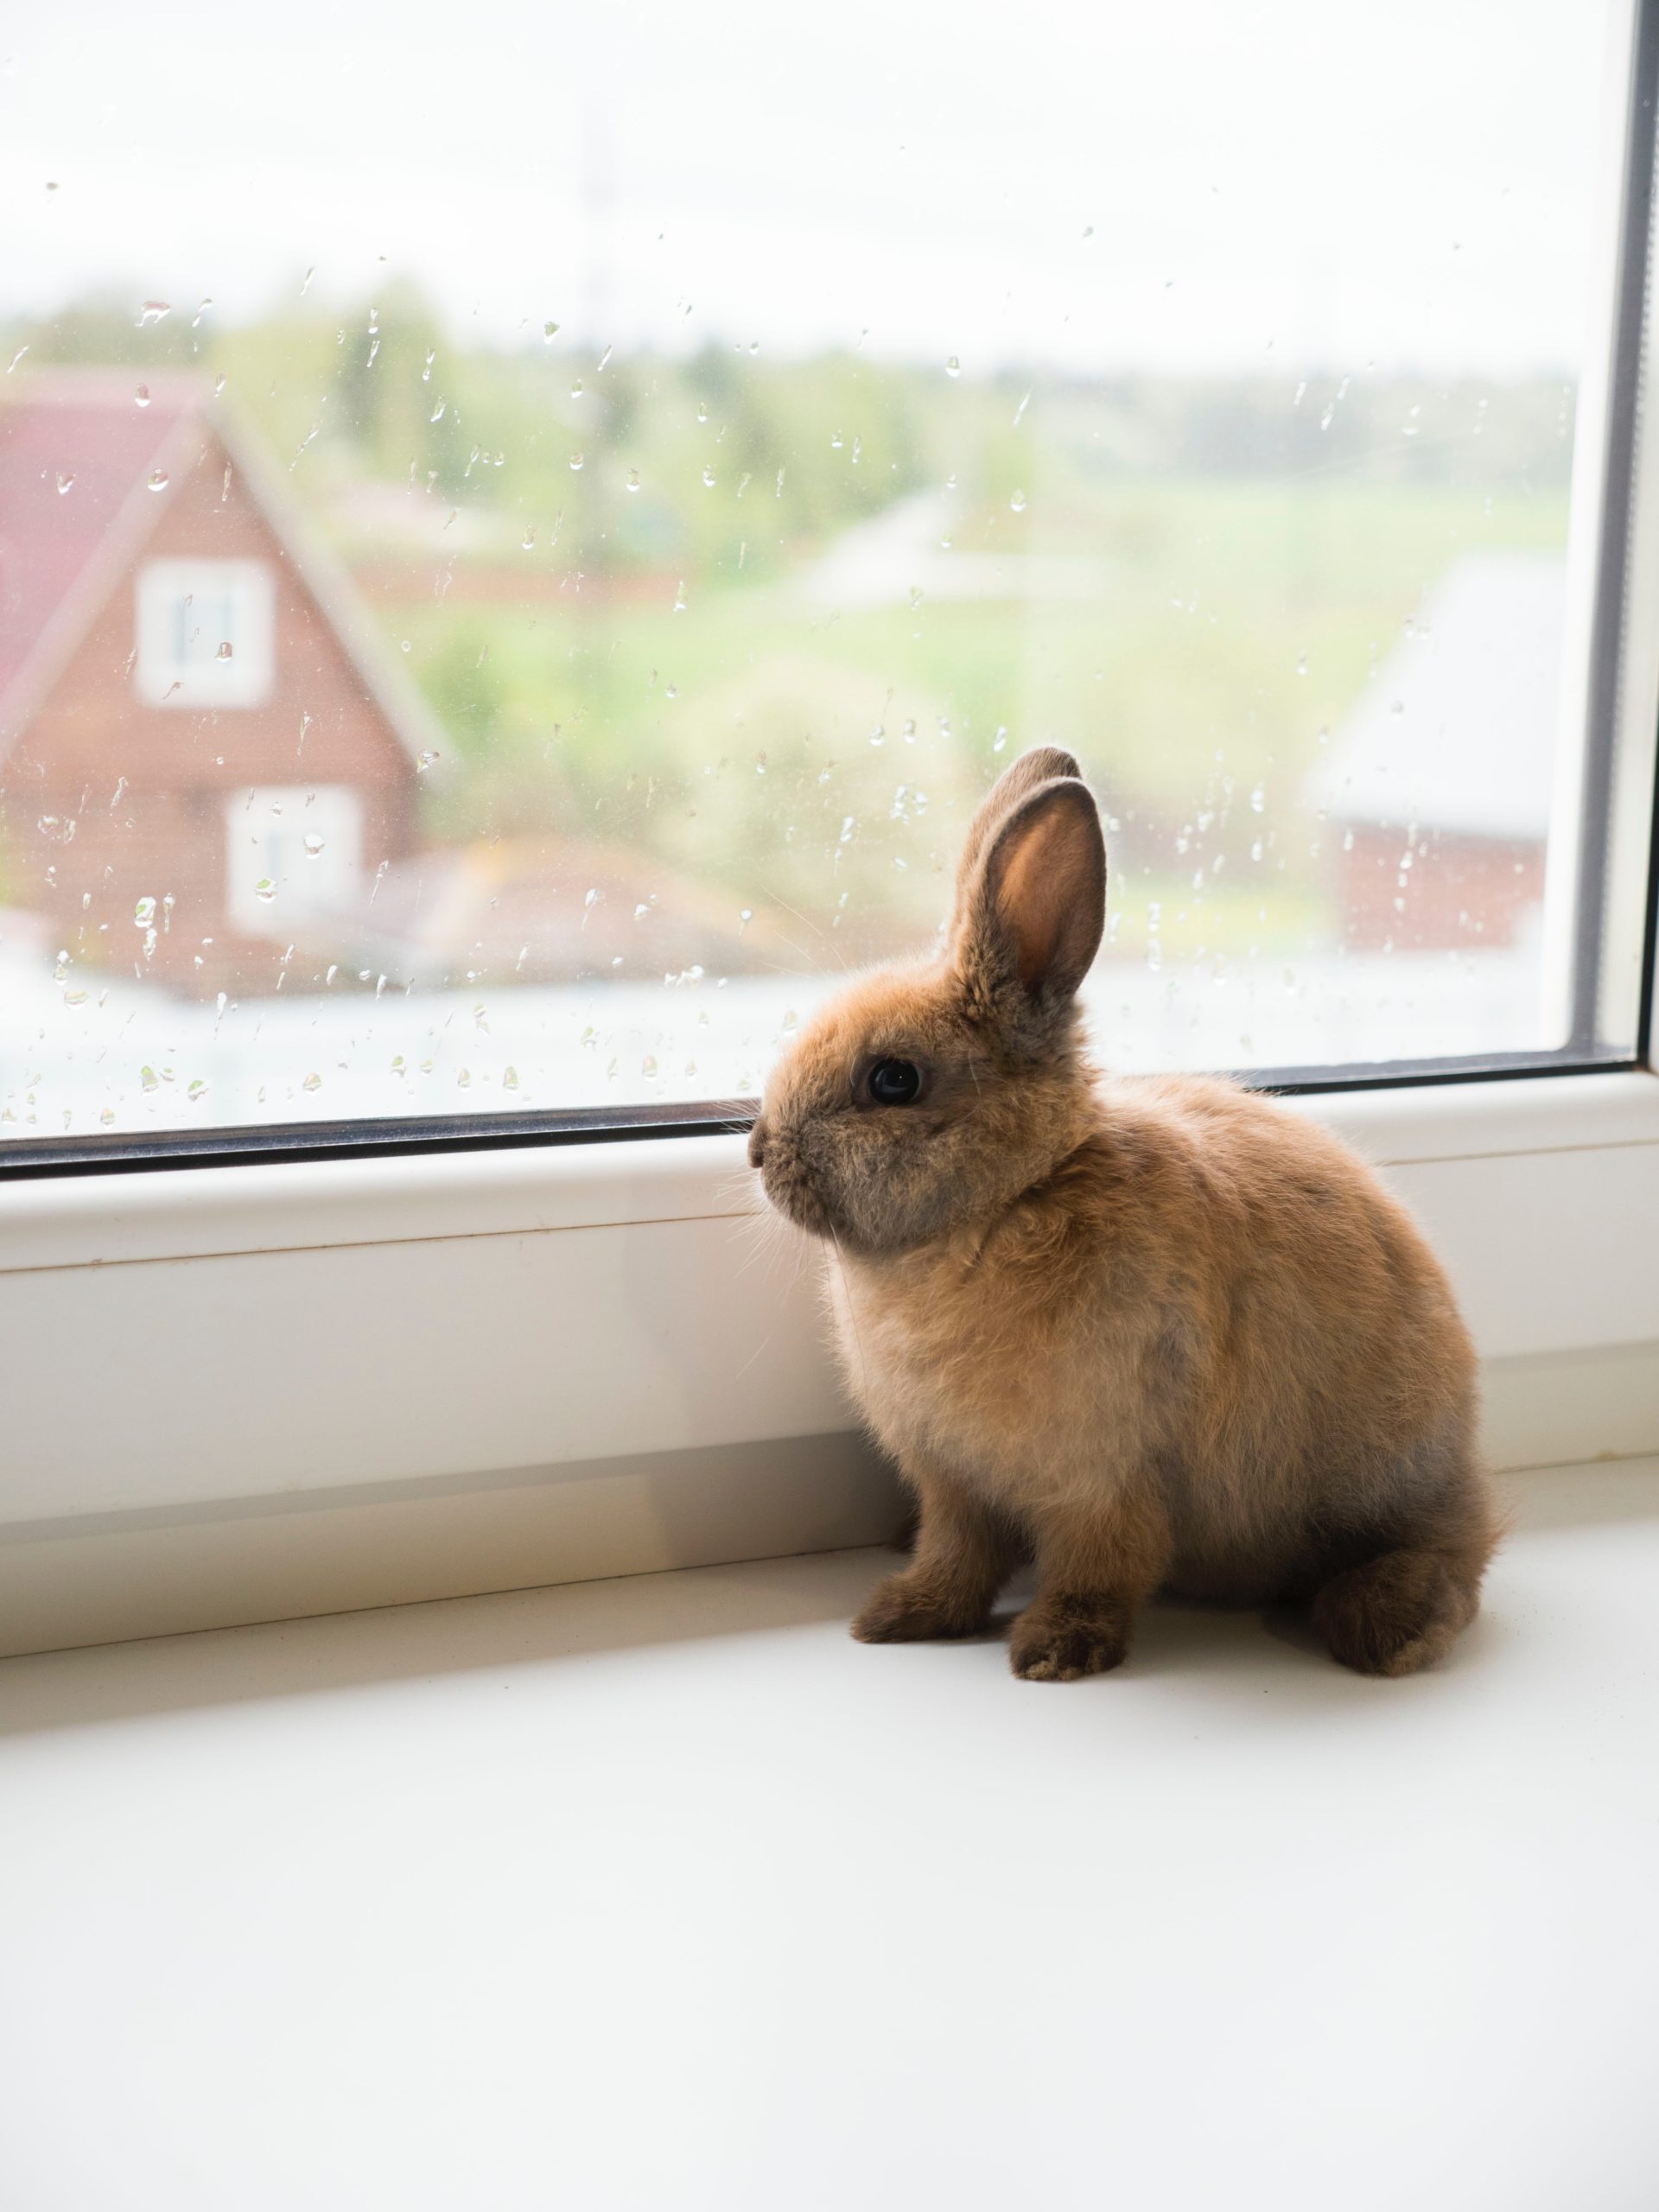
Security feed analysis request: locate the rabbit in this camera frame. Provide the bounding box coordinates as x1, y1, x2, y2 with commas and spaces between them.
748, 746, 1498, 1681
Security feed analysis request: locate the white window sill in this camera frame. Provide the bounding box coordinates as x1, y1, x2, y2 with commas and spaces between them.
3, 1069, 1657, 1656
3, 1452, 1656, 2210
6, 1068, 1659, 1272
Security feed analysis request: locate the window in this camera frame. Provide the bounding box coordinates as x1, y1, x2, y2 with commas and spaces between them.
135, 560, 276, 710
226, 787, 364, 937
0, 0, 1655, 1160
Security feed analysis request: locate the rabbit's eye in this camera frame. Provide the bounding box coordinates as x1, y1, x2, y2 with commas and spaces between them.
867, 1057, 923, 1106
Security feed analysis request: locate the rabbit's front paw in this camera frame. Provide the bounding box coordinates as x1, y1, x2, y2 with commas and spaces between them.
1009, 1593, 1131, 1681
851, 1573, 988, 1643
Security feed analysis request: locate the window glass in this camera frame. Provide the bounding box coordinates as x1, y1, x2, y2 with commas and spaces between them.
226, 787, 364, 938
137, 560, 276, 709
0, 0, 1642, 1147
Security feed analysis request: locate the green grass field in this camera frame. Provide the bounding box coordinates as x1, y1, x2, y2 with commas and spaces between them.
378, 474, 1566, 965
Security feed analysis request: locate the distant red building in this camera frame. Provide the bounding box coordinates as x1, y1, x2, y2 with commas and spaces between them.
0, 371, 437, 995
1306, 550, 1561, 951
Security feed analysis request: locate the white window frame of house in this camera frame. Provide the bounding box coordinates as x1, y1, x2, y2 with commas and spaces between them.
1, 4, 1657, 1659
226, 786, 366, 938
135, 558, 276, 710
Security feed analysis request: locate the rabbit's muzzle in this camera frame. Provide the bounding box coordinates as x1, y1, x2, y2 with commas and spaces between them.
752, 1116, 836, 1239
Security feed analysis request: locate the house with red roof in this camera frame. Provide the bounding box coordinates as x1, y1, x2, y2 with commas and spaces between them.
0, 371, 436, 995
1303, 550, 1562, 951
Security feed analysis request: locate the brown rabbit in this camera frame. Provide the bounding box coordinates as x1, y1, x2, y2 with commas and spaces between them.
749, 747, 1497, 1681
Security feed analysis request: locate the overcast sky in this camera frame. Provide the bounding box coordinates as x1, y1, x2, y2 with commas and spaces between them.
0, 0, 1618, 377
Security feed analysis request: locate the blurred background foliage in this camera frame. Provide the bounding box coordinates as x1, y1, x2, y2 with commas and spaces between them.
6, 284, 1572, 965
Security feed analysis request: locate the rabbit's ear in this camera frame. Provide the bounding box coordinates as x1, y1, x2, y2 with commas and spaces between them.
952, 747, 1083, 924
955, 775, 1105, 1026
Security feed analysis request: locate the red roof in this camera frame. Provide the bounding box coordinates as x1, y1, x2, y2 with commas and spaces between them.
0, 372, 200, 715
0, 369, 442, 770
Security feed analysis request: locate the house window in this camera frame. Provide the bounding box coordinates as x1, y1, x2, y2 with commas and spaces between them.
136, 561, 276, 709
0, 0, 1656, 1157
226, 788, 365, 938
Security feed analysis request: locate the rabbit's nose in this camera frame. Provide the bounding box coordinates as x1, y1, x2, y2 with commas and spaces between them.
747, 1116, 769, 1169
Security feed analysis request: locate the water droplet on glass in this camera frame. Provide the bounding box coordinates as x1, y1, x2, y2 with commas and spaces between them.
830, 430, 843, 450
1249, 786, 1266, 814
1295, 652, 1307, 677
147, 470, 168, 492
626, 468, 640, 493
302, 1072, 321, 1091
138, 300, 171, 326
1009, 488, 1027, 513
416, 749, 439, 772
543, 320, 560, 341
569, 378, 583, 399
696, 400, 709, 423
522, 525, 537, 551
945, 356, 961, 378
56, 473, 73, 495
134, 384, 150, 408
134, 896, 156, 927
303, 832, 325, 858
253, 878, 276, 903
504, 1066, 519, 1090
188, 1079, 208, 1101
140, 1065, 159, 1093
64, 989, 88, 1007
702, 466, 716, 487
569, 452, 584, 471
739, 906, 753, 931
215, 640, 233, 662
430, 399, 446, 423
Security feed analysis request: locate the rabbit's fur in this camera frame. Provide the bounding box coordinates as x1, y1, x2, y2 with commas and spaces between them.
750, 747, 1497, 1681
